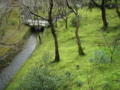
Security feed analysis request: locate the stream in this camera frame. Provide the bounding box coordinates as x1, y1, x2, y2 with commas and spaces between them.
0, 33, 37, 90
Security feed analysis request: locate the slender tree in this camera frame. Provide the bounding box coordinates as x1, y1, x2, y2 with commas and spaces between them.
66, 0, 85, 55
22, 0, 60, 62
114, 0, 120, 18
90, 0, 111, 30
56, 0, 68, 29
48, 0, 60, 62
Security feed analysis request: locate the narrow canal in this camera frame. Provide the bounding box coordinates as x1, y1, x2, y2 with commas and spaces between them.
0, 33, 37, 90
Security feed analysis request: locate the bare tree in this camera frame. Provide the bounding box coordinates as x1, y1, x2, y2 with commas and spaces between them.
66, 0, 85, 55
22, 0, 60, 62
102, 32, 119, 63
90, 0, 111, 31
114, 0, 120, 18
0, 0, 13, 40
56, 0, 68, 29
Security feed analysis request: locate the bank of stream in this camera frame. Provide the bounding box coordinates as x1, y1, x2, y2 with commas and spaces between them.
0, 33, 37, 90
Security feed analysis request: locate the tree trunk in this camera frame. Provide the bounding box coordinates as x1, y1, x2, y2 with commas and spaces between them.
48, 0, 60, 62
49, 19, 60, 62
62, 16, 68, 29
75, 15, 85, 55
66, 0, 84, 55
91, 0, 108, 31
101, 6, 108, 31
114, 0, 120, 18
65, 17, 68, 29
55, 17, 58, 28
38, 34, 42, 44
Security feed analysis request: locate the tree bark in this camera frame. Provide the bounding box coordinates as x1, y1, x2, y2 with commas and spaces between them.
49, 20, 60, 62
66, 0, 85, 55
114, 0, 120, 18
101, 6, 108, 30
38, 34, 42, 44
49, 0, 60, 62
65, 17, 68, 29
91, 0, 108, 31
76, 15, 85, 55
55, 17, 58, 28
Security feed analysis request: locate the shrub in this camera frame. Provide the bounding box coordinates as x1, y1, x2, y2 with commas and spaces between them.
11, 21, 16, 25
103, 83, 110, 90
14, 52, 75, 90
75, 80, 83, 86
41, 52, 52, 66
14, 53, 70, 90
89, 50, 110, 66
70, 14, 82, 27
14, 66, 64, 90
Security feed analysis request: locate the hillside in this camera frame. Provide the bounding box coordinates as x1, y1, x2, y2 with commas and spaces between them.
6, 7, 120, 90
0, 7, 30, 71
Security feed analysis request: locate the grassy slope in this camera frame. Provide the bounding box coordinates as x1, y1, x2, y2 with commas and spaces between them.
0, 8, 29, 56
6, 7, 120, 90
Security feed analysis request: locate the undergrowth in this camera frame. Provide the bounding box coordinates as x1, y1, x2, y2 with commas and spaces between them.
6, 7, 120, 90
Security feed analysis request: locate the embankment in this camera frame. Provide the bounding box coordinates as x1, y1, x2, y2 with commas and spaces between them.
0, 29, 31, 72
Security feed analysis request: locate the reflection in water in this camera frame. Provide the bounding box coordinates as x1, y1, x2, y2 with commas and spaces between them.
0, 33, 37, 90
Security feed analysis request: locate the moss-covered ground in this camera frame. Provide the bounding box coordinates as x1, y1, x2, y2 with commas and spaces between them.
0, 8, 29, 56
6, 7, 120, 90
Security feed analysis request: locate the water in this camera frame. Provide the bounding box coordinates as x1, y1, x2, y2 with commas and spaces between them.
0, 33, 37, 90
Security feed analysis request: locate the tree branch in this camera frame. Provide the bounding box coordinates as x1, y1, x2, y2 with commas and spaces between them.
48, 0, 53, 21
104, 0, 111, 4
66, 0, 77, 15
114, 0, 120, 18
22, 0, 48, 20
91, 0, 101, 8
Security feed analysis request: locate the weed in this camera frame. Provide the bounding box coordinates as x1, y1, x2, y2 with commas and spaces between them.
75, 80, 83, 86
65, 71, 71, 77
40, 52, 52, 66
89, 50, 111, 67
103, 83, 110, 90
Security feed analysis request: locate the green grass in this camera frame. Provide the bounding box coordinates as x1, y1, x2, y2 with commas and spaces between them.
6, 7, 120, 90
0, 8, 29, 56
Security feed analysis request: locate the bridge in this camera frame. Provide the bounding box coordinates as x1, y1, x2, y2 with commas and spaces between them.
25, 19, 48, 27
24, 19, 48, 33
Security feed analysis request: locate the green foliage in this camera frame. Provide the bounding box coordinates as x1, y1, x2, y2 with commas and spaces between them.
72, 5, 79, 11
70, 14, 81, 27
41, 52, 52, 66
75, 80, 83, 87
65, 71, 71, 77
82, 1, 91, 6
14, 66, 63, 90
62, 71, 73, 89
45, 23, 50, 28
13, 53, 73, 90
89, 50, 111, 65
11, 21, 16, 25
103, 83, 110, 90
